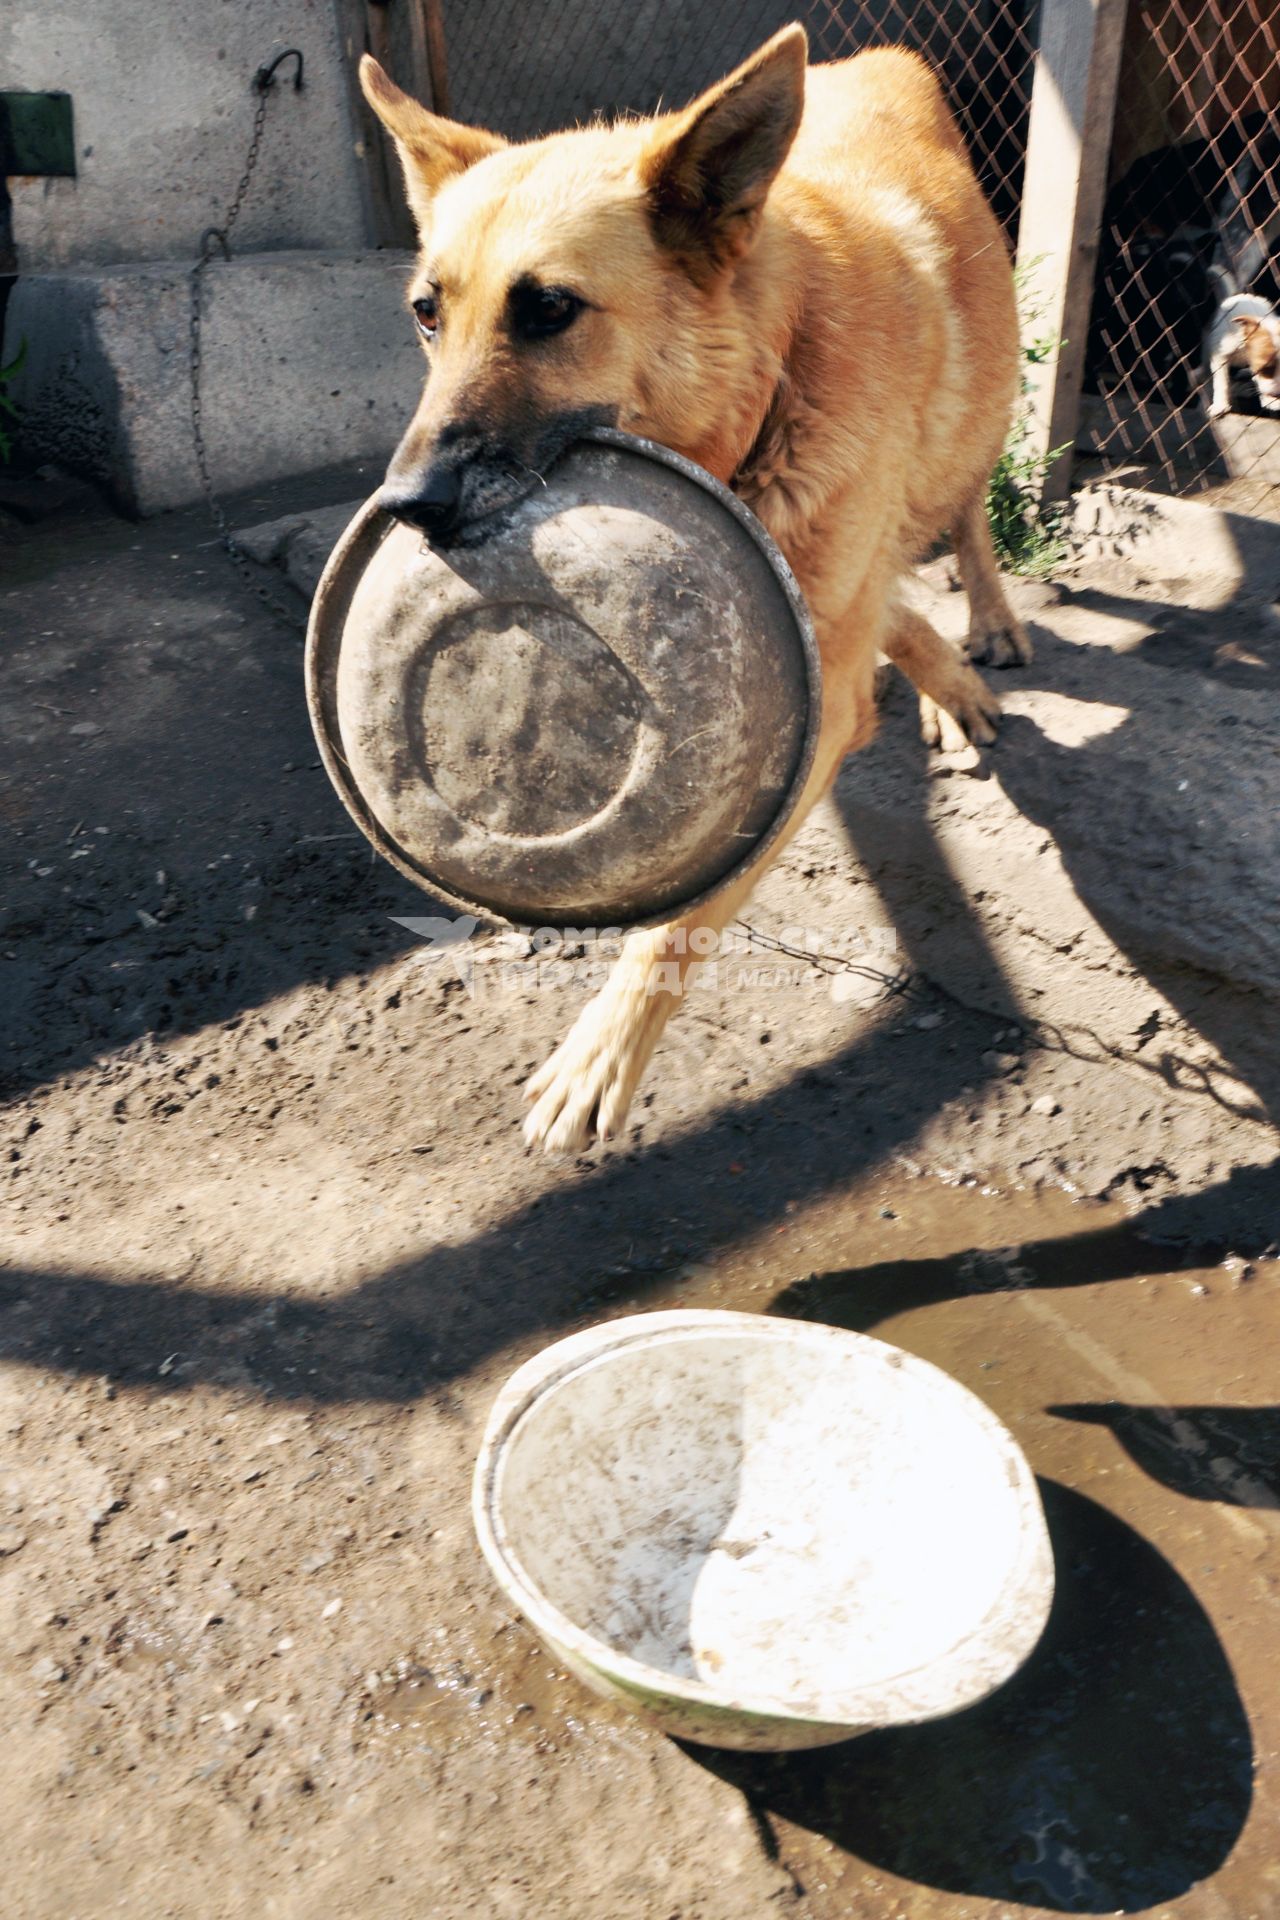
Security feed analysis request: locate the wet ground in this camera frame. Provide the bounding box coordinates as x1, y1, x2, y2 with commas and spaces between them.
2, 475, 1279, 1918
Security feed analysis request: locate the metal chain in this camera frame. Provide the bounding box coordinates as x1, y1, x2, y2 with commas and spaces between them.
189, 52, 306, 630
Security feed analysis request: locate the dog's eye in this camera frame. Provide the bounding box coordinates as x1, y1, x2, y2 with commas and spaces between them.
412, 295, 439, 339
510, 282, 584, 341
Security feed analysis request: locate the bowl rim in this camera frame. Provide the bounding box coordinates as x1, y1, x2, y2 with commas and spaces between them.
471, 1309, 1055, 1733
304, 427, 823, 931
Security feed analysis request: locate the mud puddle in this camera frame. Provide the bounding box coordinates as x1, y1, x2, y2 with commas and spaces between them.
450, 1168, 1279, 1915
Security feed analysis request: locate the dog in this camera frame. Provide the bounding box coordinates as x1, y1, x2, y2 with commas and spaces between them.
1087, 123, 1280, 406
359, 26, 1030, 1153
1206, 292, 1280, 418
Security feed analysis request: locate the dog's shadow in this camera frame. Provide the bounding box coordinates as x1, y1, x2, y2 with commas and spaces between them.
682, 1478, 1253, 1913
1051, 1401, 1280, 1507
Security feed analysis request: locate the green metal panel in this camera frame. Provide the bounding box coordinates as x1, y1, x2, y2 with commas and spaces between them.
0, 91, 76, 178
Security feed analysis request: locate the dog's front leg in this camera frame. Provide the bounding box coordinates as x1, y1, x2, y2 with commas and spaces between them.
522, 697, 870, 1153
1208, 348, 1233, 420
521, 919, 705, 1153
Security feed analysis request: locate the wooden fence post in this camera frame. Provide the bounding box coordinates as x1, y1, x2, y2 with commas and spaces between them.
1015, 0, 1129, 500
334, 0, 451, 250
421, 0, 451, 118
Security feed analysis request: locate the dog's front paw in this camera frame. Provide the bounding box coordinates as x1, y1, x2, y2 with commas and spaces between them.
918, 660, 1001, 752
964, 616, 1033, 669
523, 994, 658, 1153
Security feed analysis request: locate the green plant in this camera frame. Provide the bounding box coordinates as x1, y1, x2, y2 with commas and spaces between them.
0, 337, 25, 463
986, 270, 1069, 577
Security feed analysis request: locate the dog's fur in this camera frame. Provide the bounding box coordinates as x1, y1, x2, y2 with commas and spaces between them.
1206, 292, 1280, 418
360, 27, 1030, 1152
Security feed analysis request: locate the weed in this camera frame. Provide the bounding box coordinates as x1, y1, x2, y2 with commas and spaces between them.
987, 269, 1069, 577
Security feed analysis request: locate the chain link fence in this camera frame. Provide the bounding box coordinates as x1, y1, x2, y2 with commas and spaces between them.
444, 0, 1034, 244
1083, 0, 1280, 508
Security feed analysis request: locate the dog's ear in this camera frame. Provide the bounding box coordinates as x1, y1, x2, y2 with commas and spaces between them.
359, 56, 505, 228
1238, 316, 1261, 340
640, 25, 807, 279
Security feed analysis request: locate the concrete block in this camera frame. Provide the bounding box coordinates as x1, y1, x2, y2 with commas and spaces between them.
233, 500, 358, 597
3, 250, 423, 515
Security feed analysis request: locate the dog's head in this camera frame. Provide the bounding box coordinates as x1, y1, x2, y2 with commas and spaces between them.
360, 28, 806, 544
1239, 314, 1280, 413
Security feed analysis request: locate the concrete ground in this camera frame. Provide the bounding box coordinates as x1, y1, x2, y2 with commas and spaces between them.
2, 467, 1279, 1919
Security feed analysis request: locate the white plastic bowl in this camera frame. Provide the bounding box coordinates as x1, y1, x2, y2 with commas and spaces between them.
472, 1311, 1054, 1750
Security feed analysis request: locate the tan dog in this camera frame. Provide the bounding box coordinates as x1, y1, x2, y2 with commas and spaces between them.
360, 27, 1031, 1153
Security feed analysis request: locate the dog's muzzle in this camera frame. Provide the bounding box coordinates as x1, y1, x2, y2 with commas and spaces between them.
379, 435, 525, 547
380, 409, 619, 548
380, 462, 465, 540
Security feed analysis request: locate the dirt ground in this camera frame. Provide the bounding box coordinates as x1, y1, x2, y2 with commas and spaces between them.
2, 467, 1280, 1920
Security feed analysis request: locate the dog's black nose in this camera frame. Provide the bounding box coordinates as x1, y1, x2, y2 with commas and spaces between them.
380, 463, 463, 538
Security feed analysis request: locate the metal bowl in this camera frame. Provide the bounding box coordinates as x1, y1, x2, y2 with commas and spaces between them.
473, 1311, 1054, 1751
305, 429, 820, 928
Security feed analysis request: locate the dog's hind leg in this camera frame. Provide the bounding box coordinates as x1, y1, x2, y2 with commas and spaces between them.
951, 490, 1033, 667
880, 601, 1001, 753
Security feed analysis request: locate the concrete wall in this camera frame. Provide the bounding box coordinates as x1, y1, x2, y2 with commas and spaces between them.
0, 0, 368, 269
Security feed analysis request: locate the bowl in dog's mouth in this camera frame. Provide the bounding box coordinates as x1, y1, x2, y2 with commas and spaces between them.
305, 429, 820, 929
472, 1311, 1055, 1751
